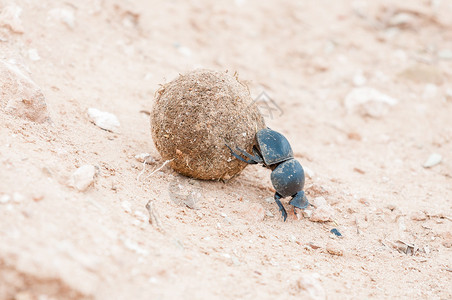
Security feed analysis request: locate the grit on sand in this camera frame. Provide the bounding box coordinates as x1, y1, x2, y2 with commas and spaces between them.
0, 0, 451, 299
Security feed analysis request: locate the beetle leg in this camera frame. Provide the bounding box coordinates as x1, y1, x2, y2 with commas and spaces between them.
234, 146, 263, 164
225, 144, 258, 164
289, 191, 309, 210
274, 192, 287, 221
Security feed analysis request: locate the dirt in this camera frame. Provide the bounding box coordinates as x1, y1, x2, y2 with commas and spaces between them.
0, 0, 451, 299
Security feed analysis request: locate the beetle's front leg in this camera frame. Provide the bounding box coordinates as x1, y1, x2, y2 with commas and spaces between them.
289, 191, 309, 210
274, 192, 287, 221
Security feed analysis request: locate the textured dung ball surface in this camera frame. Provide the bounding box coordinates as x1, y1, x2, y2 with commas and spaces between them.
151, 69, 265, 180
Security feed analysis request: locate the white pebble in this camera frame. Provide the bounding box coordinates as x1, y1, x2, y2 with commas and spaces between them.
422, 84, 437, 99
12, 192, 25, 202
0, 4, 24, 33
177, 46, 192, 57
87, 108, 120, 133
303, 166, 315, 178
302, 208, 313, 218
264, 197, 274, 204
310, 205, 334, 222
28, 49, 41, 61
134, 153, 155, 164
49, 8, 75, 29
311, 196, 327, 208
295, 273, 326, 300
423, 153, 442, 168
121, 200, 132, 213
0, 194, 11, 204
352, 71, 367, 86
438, 49, 452, 60
134, 210, 148, 222
345, 87, 399, 118
69, 165, 96, 191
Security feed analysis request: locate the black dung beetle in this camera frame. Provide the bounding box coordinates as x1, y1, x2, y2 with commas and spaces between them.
226, 128, 309, 221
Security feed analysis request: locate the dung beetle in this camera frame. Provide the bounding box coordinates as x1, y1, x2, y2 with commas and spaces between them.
226, 128, 309, 221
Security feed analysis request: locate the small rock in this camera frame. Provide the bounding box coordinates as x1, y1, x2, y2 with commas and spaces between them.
133, 210, 148, 222
423, 153, 442, 168
411, 211, 427, 221
446, 89, 452, 101
49, 8, 75, 29
302, 208, 313, 218
12, 192, 25, 203
304, 166, 315, 178
174, 44, 192, 57
69, 165, 96, 191
0, 60, 50, 123
311, 196, 327, 208
87, 108, 120, 133
168, 178, 202, 209
442, 239, 452, 248
0, 4, 24, 33
422, 84, 438, 99
294, 273, 326, 300
265, 210, 274, 217
352, 71, 367, 86
289, 235, 297, 243
326, 241, 344, 256
134, 153, 155, 164
264, 197, 274, 204
0, 194, 11, 204
345, 87, 399, 118
389, 12, 415, 28
28, 49, 41, 61
243, 203, 265, 222
310, 205, 334, 222
397, 216, 407, 231
121, 200, 132, 213
438, 49, 452, 60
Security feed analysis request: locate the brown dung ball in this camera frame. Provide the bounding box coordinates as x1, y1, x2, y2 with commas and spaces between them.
151, 69, 265, 180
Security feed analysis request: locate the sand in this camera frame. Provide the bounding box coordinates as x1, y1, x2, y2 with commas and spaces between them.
0, 0, 451, 299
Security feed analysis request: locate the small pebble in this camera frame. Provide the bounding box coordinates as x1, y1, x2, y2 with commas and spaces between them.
438, 49, 452, 60
352, 71, 367, 86
344, 87, 399, 118
0, 4, 24, 33
302, 208, 313, 218
423, 153, 442, 168
133, 210, 148, 222
311, 196, 327, 208
69, 165, 96, 191
303, 166, 315, 178
264, 197, 274, 204
87, 108, 120, 133
135, 153, 155, 164
326, 241, 344, 256
121, 200, 132, 213
294, 273, 326, 300
0, 194, 11, 204
243, 203, 265, 222
49, 8, 75, 29
310, 205, 334, 222
28, 49, 41, 61
12, 192, 25, 203
411, 211, 427, 221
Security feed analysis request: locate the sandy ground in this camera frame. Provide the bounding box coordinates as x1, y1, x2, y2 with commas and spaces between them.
1, 0, 452, 299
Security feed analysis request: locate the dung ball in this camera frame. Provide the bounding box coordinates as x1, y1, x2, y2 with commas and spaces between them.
151, 69, 265, 180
